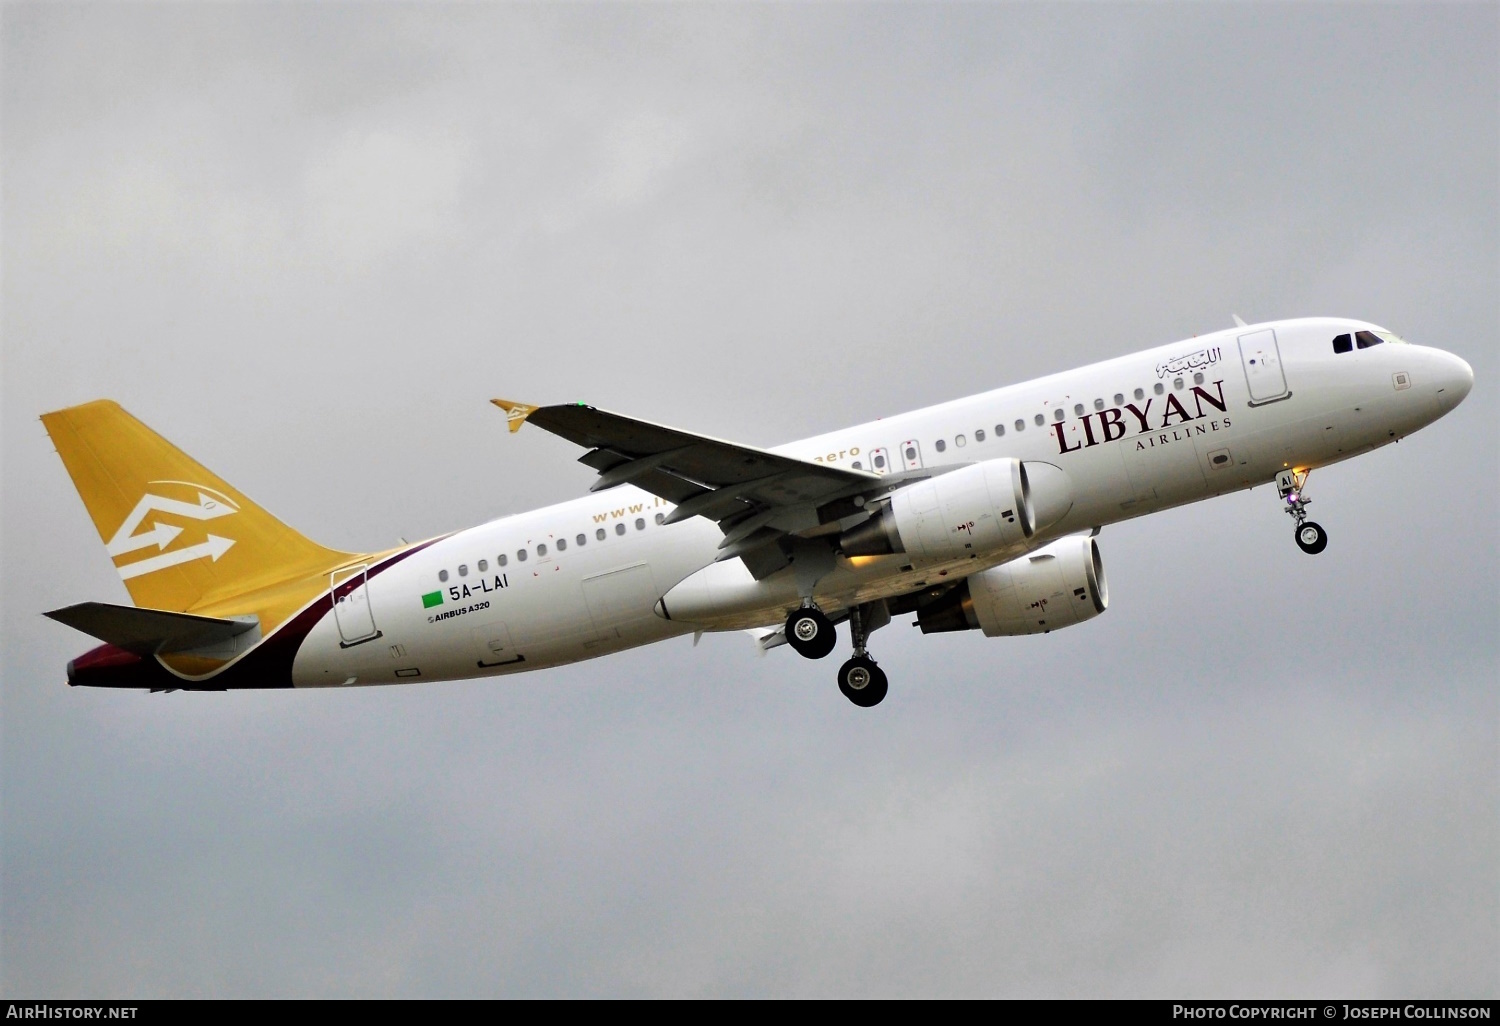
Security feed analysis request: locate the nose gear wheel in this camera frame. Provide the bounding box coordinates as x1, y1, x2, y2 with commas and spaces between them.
1295, 521, 1328, 554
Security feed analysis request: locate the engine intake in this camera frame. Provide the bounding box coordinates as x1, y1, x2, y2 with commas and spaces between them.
915, 534, 1108, 636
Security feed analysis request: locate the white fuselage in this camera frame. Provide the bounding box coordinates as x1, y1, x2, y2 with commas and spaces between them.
291, 318, 1472, 687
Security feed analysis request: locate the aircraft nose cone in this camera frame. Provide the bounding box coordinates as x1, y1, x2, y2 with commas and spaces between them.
1435, 351, 1474, 411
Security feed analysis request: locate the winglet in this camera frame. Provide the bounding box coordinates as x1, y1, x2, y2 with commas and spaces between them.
490, 398, 539, 434
1232, 313, 1248, 328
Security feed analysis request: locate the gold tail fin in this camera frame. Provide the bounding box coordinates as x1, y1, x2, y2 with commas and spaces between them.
41, 400, 354, 613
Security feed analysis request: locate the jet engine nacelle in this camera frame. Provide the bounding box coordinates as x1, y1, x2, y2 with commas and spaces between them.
840, 459, 1073, 562
915, 534, 1108, 636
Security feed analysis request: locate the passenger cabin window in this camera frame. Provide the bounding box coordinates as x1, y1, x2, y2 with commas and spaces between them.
577, 533, 586, 546
1015, 419, 1025, 432
516, 549, 528, 562
536, 543, 547, 557
1153, 383, 1165, 395
904, 445, 917, 461
635, 518, 645, 531
478, 559, 488, 572
498, 554, 508, 567
873, 453, 887, 469
975, 428, 986, 442
934, 439, 946, 453
1134, 388, 1145, 401
556, 538, 566, 551
1114, 393, 1124, 405
1034, 414, 1045, 427
1193, 372, 1204, 385
615, 523, 626, 536
1173, 377, 1184, 390
1051, 409, 1063, 422
596, 528, 607, 541
995, 423, 1005, 436
1332, 333, 1353, 354
1093, 399, 1104, 411
458, 564, 468, 577
438, 569, 449, 582
1355, 330, 1384, 349
655, 513, 666, 525
955, 434, 966, 448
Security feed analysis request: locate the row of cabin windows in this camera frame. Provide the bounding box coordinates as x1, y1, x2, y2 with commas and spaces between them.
436, 512, 669, 583
917, 372, 1209, 455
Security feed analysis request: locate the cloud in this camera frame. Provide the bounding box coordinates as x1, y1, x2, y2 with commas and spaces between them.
302, 122, 474, 270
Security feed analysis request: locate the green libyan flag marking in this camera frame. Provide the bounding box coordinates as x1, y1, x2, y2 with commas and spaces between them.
421, 591, 444, 609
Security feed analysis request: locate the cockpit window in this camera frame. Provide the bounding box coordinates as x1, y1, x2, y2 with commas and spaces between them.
1373, 330, 1407, 345
1355, 330, 1383, 349
1332, 333, 1353, 354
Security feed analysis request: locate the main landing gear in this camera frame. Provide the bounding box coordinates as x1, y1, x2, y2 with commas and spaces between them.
1277, 469, 1328, 555
784, 602, 890, 707
785, 605, 837, 660
838, 655, 887, 708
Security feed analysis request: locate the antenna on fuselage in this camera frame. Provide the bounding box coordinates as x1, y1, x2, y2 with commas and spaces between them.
1232, 313, 1248, 327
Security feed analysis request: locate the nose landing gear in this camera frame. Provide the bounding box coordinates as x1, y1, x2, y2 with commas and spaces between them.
1277, 469, 1328, 555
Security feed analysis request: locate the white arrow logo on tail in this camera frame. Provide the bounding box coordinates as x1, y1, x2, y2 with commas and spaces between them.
108, 486, 239, 579
107, 520, 184, 557
117, 534, 236, 579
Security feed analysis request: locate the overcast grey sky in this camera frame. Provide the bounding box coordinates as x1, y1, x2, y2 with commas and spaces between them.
2, 2, 1495, 998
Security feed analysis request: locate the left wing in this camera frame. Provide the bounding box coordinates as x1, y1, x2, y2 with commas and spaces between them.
493, 399, 912, 575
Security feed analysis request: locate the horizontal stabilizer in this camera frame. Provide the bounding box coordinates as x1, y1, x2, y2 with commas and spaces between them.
45, 602, 258, 656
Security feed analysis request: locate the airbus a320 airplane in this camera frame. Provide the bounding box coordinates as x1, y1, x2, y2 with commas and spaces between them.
42, 317, 1471, 706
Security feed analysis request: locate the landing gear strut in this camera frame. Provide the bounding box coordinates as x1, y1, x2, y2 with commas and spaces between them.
837, 603, 889, 708
1277, 469, 1328, 555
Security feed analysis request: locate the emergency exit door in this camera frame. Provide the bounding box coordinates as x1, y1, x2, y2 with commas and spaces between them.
900, 440, 923, 470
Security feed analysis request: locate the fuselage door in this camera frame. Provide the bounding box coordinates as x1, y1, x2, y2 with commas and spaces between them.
900, 440, 924, 470
472, 621, 523, 667
331, 564, 381, 646
1238, 329, 1291, 406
